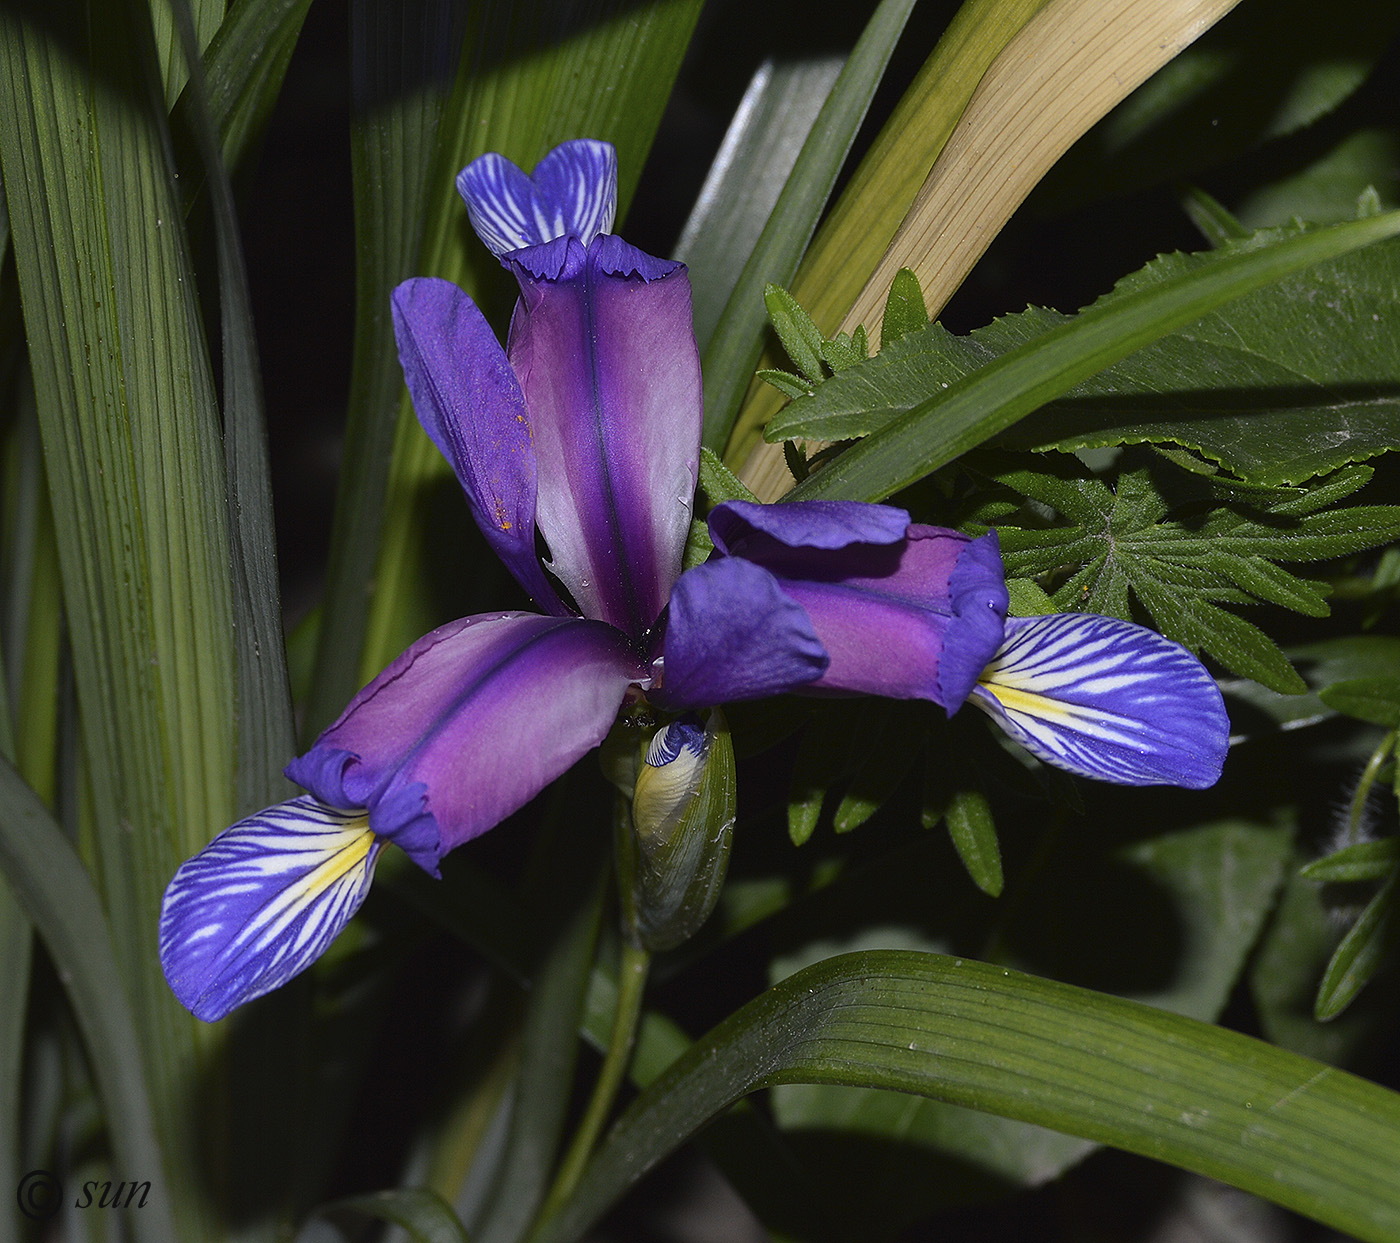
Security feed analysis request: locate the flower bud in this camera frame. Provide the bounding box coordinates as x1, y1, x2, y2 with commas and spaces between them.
624, 709, 735, 951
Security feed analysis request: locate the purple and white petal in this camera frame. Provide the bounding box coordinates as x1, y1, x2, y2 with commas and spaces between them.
655, 558, 828, 708
391, 278, 565, 614
507, 238, 701, 640
288, 613, 646, 869
708, 500, 910, 559
969, 613, 1228, 788
457, 139, 617, 258
754, 527, 1007, 712
160, 798, 382, 1022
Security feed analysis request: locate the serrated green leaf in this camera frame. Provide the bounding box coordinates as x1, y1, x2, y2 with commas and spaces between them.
1302, 838, 1400, 884
1319, 677, 1400, 728
756, 368, 813, 401
1237, 129, 1400, 230
696, 446, 758, 506
1315, 874, 1398, 1022
534, 950, 1400, 1243
779, 214, 1400, 500
880, 267, 929, 343
764, 283, 826, 384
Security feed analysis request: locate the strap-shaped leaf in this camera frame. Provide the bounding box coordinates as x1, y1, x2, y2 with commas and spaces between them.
533, 951, 1400, 1243
0, 759, 177, 1243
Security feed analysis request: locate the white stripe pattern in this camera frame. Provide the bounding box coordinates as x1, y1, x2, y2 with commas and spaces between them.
457, 140, 617, 258
969, 613, 1227, 788
160, 797, 383, 1022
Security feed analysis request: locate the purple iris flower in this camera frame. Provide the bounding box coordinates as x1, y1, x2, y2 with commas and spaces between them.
159, 140, 1229, 1023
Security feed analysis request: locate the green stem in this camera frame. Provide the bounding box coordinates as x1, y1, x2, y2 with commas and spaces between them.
1347, 729, 1397, 846
534, 939, 651, 1231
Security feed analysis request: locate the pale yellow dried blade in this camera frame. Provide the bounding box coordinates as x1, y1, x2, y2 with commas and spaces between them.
740, 0, 1242, 501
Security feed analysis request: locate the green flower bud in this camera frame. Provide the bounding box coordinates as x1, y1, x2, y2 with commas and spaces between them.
622, 709, 736, 951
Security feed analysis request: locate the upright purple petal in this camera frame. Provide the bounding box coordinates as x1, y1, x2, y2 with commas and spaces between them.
749, 527, 1008, 711
655, 558, 828, 708
709, 500, 911, 558
391, 278, 565, 614
457, 139, 617, 257
160, 798, 383, 1021
506, 235, 702, 639
970, 613, 1229, 788
288, 612, 646, 870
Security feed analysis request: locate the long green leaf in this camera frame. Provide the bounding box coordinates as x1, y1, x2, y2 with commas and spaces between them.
184, 0, 314, 171
0, 759, 176, 1243
0, 1, 239, 1234
534, 950, 1400, 1243
173, 0, 294, 813
786, 210, 1400, 502
303, 0, 465, 738
675, 54, 843, 353
699, 0, 915, 454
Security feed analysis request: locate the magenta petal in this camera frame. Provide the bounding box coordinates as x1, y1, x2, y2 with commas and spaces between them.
655, 558, 828, 708
709, 500, 911, 558
770, 528, 1008, 711
391, 278, 565, 614
456, 139, 617, 257
287, 613, 645, 870
507, 236, 701, 639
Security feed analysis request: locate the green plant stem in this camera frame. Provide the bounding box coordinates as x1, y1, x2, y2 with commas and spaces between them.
534, 939, 651, 1231
1347, 730, 1397, 845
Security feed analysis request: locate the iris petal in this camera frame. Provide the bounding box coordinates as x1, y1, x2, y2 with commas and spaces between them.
656, 558, 828, 708
288, 613, 647, 869
970, 613, 1229, 788
708, 500, 911, 559
159, 798, 382, 1022
456, 139, 617, 257
507, 237, 701, 640
391, 277, 565, 614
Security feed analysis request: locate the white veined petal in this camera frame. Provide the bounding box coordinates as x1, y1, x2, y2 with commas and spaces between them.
970, 613, 1228, 788
456, 140, 618, 257
159, 796, 383, 1022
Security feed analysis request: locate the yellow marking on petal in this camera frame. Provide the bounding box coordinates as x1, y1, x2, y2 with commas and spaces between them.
274, 816, 376, 917
976, 678, 1142, 745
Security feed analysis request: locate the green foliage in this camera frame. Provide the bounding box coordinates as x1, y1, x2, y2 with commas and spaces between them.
970, 454, 1400, 693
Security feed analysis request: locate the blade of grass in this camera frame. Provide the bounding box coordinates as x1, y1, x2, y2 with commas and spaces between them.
699, 0, 917, 455
171, 0, 295, 814
532, 950, 1400, 1243
302, 0, 465, 739
0, 1, 241, 1234
674, 54, 843, 354
0, 758, 177, 1243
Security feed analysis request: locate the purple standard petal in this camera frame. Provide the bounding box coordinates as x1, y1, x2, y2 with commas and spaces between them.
507, 236, 701, 639
708, 499, 911, 559
457, 139, 617, 258
391, 278, 565, 614
655, 558, 828, 708
752, 526, 1008, 711
969, 613, 1229, 788
288, 612, 646, 870
160, 798, 382, 1021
